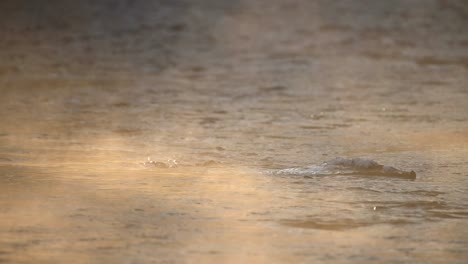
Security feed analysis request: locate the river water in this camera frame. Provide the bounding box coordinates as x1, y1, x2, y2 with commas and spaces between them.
1, 0, 468, 263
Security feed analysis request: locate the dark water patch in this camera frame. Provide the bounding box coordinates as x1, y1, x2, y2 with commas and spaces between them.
258, 85, 287, 93
168, 23, 186, 33
69, 213, 88, 218
110, 102, 130, 108
415, 56, 468, 70
266, 135, 296, 139
212, 110, 227, 115
196, 160, 222, 167
290, 180, 306, 185
321, 106, 345, 112
112, 128, 142, 135
299, 125, 328, 130
189, 65, 205, 72
459, 40, 468, 47
10, 227, 45, 234
451, 211, 468, 217
427, 211, 468, 219
362, 51, 403, 61
300, 123, 351, 130
0, 157, 13, 162
279, 218, 412, 231
309, 113, 326, 120
199, 117, 221, 125
343, 117, 368, 122
437, 0, 468, 20
388, 190, 445, 197
0, 241, 35, 250
319, 24, 351, 32
136, 234, 170, 240
359, 28, 392, 40
96, 245, 121, 251
347, 187, 382, 193
0, 65, 21, 76
267, 51, 304, 60
380, 113, 440, 123
79, 237, 99, 242
330, 123, 351, 128
420, 80, 449, 86
188, 249, 221, 255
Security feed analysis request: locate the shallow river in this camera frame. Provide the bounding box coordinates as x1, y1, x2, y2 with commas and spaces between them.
1, 0, 468, 263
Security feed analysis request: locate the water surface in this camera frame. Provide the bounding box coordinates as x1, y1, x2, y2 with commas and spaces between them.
1, 0, 468, 263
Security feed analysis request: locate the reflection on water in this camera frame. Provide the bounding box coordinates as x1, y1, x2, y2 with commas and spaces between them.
1, 0, 468, 263
1, 162, 467, 263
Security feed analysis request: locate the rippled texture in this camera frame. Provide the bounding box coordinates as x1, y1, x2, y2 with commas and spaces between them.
1, 0, 468, 263
271, 157, 417, 179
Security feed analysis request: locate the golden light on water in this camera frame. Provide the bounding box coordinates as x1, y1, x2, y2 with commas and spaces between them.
1, 0, 468, 263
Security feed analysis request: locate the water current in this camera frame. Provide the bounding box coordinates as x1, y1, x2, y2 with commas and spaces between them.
1, 0, 468, 263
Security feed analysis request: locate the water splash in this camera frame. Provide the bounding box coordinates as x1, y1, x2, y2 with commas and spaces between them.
270, 157, 416, 179
142, 157, 179, 168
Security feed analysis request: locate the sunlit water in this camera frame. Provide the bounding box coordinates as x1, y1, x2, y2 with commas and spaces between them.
1, 0, 468, 263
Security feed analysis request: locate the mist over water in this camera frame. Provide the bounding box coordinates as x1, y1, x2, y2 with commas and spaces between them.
1, 0, 468, 263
